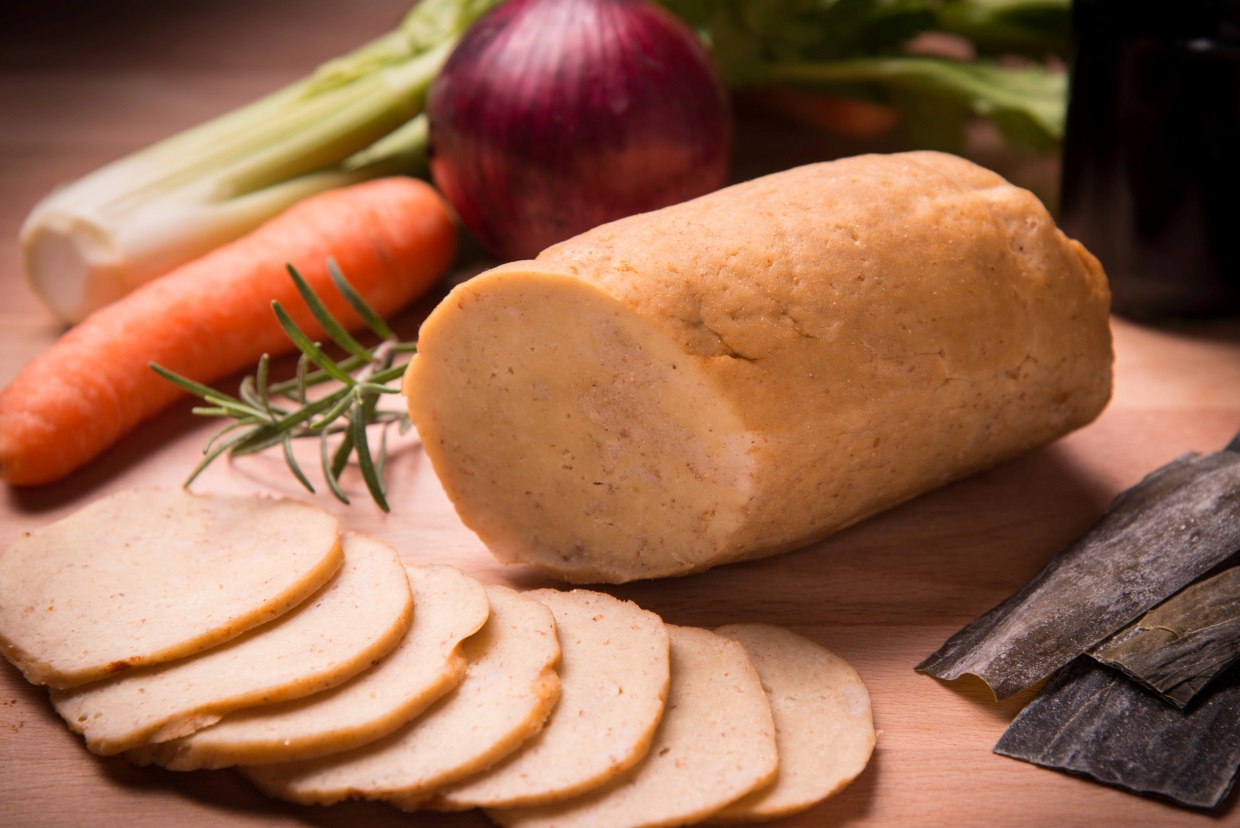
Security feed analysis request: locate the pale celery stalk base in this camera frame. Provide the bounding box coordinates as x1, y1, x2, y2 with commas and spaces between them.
20, 0, 494, 323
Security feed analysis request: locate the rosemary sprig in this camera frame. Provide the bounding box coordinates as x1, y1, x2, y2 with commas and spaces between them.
150, 260, 418, 512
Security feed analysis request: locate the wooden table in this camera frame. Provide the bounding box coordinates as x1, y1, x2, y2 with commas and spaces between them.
2, 3, 1239, 826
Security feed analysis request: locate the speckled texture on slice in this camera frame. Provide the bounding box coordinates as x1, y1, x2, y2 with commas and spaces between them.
711, 624, 875, 822
418, 588, 669, 810
50, 532, 411, 755
243, 584, 561, 806
488, 624, 778, 828
0, 488, 342, 687
129, 564, 488, 769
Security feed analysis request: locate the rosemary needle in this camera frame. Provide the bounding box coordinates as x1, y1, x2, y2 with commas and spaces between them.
151, 261, 414, 511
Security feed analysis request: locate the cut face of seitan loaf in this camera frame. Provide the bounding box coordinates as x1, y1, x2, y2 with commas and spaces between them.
403, 151, 1113, 583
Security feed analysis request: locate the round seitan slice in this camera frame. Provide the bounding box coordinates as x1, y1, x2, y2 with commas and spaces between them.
49, 532, 412, 756
487, 624, 779, 828
418, 588, 670, 810
244, 583, 561, 806
403, 151, 1113, 583
0, 488, 343, 687
129, 564, 490, 770
711, 623, 875, 821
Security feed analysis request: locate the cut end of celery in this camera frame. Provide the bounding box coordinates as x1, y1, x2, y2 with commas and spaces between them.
21, 213, 129, 325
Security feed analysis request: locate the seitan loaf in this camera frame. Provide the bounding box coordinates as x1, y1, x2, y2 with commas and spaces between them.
404, 151, 1113, 583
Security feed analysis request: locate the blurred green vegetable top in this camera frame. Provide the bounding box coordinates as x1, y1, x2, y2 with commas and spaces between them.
662, 0, 1070, 151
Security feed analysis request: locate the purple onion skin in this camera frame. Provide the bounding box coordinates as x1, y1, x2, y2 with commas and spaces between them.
427, 0, 733, 262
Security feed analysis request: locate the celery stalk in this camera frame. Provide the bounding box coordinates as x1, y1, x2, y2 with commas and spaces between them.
21, 0, 499, 324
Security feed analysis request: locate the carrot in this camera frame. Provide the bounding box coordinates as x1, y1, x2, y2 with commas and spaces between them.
742, 87, 901, 140
0, 176, 457, 486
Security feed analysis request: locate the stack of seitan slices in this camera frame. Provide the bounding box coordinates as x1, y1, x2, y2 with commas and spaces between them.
0, 488, 877, 827
129, 563, 492, 769
0, 487, 346, 687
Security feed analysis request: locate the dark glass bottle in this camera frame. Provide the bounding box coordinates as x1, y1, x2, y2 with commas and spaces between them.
1059, 0, 1240, 319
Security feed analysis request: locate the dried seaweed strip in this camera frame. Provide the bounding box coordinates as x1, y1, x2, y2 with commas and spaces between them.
917, 433, 1240, 699
1091, 565, 1240, 708
994, 658, 1240, 809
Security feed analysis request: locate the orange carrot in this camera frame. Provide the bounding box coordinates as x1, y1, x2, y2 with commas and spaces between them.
743, 87, 901, 140
0, 176, 457, 486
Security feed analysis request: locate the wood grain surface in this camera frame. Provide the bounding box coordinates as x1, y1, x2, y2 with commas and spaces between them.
2, 3, 1239, 827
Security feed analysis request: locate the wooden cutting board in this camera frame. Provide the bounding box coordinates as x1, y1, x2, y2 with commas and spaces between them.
2, 3, 1239, 826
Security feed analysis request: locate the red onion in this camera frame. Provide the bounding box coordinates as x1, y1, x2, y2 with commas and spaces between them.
426, 0, 732, 261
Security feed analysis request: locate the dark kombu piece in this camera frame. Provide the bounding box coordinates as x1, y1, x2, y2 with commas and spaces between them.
1092, 565, 1240, 709
994, 658, 1240, 809
917, 432, 1240, 699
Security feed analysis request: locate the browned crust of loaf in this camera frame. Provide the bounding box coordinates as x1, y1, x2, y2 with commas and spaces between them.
537, 152, 1114, 558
